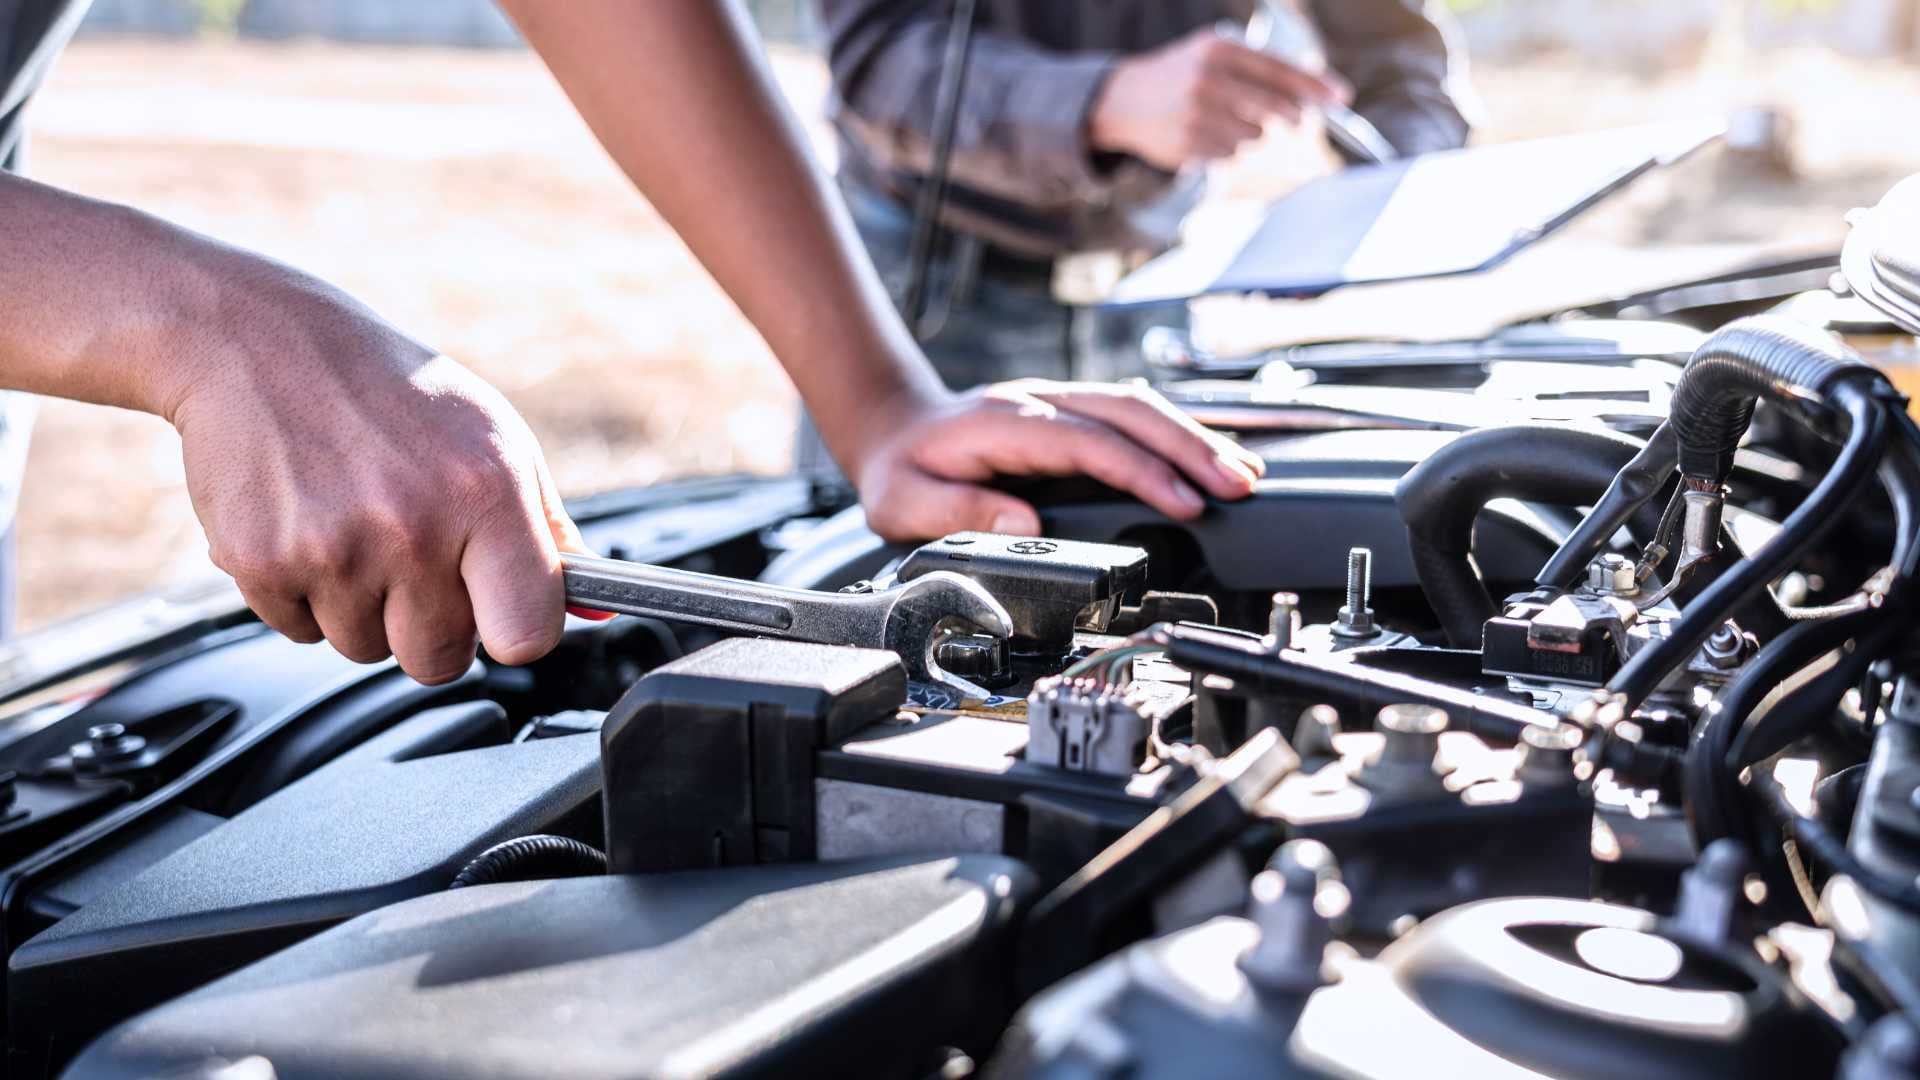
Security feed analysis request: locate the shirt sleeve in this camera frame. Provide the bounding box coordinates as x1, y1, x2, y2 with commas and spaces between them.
1310, 0, 1478, 158
819, 0, 1160, 208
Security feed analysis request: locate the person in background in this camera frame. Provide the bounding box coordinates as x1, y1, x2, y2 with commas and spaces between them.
819, 0, 1477, 389
0, 1, 1263, 678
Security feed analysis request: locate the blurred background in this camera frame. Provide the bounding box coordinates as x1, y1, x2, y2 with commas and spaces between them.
16, 0, 1920, 627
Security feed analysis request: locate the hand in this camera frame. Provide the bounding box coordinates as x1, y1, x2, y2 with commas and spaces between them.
852, 380, 1265, 541
1089, 27, 1350, 171
167, 278, 585, 684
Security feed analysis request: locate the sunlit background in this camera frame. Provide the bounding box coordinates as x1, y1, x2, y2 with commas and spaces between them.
16, 0, 1920, 626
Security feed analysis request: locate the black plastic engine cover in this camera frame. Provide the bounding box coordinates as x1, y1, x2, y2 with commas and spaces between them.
9, 702, 599, 1069
66, 854, 1036, 1080
897, 533, 1148, 656
601, 637, 906, 874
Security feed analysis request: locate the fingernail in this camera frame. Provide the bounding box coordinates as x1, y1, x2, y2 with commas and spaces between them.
1170, 476, 1205, 514
991, 511, 1038, 536
1215, 456, 1258, 490
567, 606, 618, 622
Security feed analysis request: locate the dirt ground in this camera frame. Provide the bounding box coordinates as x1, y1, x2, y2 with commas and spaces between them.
14, 37, 1920, 629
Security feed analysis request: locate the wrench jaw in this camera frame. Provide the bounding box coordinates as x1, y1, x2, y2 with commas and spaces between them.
883, 572, 1014, 703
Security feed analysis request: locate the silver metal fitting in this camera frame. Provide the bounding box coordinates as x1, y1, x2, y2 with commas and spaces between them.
1515, 723, 1583, 788
1238, 840, 1346, 995
1332, 548, 1377, 638
1587, 553, 1639, 597
1291, 704, 1340, 760
1679, 487, 1726, 567
1358, 704, 1449, 793
1266, 592, 1299, 652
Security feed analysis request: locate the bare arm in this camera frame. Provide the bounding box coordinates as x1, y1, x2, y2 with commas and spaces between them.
0, 172, 582, 682
499, 0, 1263, 537
500, 0, 936, 470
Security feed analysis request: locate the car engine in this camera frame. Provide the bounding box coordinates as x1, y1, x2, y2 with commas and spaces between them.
2, 180, 1920, 1079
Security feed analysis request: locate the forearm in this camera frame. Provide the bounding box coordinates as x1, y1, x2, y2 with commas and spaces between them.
0, 173, 396, 424
500, 0, 944, 471
0, 173, 213, 416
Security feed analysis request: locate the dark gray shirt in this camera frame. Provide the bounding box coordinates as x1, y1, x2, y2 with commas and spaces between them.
1, 0, 87, 171
821, 0, 1474, 257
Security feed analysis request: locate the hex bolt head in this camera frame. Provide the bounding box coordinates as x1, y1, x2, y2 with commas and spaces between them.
1588, 553, 1639, 597
1701, 623, 1746, 671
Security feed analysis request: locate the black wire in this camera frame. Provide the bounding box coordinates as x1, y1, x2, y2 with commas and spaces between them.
1611, 381, 1890, 709
1756, 773, 1920, 915
449, 835, 608, 890
1729, 622, 1899, 770
1535, 422, 1678, 589
1683, 610, 1880, 847
900, 0, 980, 336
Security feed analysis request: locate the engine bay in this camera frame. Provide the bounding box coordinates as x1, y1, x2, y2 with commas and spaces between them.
2, 183, 1920, 1078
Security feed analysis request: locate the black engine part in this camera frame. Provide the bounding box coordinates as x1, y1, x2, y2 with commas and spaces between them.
65, 854, 1036, 1080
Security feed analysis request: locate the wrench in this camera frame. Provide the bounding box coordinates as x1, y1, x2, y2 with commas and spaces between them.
561, 554, 1014, 700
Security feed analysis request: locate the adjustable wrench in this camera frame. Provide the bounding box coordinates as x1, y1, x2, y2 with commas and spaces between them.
561, 554, 1014, 700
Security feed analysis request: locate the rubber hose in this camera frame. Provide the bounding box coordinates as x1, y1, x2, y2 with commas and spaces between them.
1535, 422, 1679, 590
1730, 620, 1899, 769
1669, 317, 1873, 486
1611, 378, 1890, 709
1759, 775, 1920, 916
1395, 424, 1661, 647
1683, 608, 1881, 847
449, 835, 608, 890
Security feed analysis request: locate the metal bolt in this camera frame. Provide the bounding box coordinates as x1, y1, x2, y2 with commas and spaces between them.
1359, 704, 1449, 794
1588, 553, 1639, 597
1238, 840, 1344, 995
1702, 623, 1746, 671
72, 722, 146, 770
1332, 548, 1377, 638
1266, 592, 1299, 652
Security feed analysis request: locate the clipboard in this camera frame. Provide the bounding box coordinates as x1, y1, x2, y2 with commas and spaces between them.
1108, 120, 1725, 308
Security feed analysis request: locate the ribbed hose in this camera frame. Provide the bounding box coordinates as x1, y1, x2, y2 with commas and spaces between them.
1395, 424, 1662, 647
1669, 316, 1874, 486
449, 835, 608, 890
1601, 316, 1895, 709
